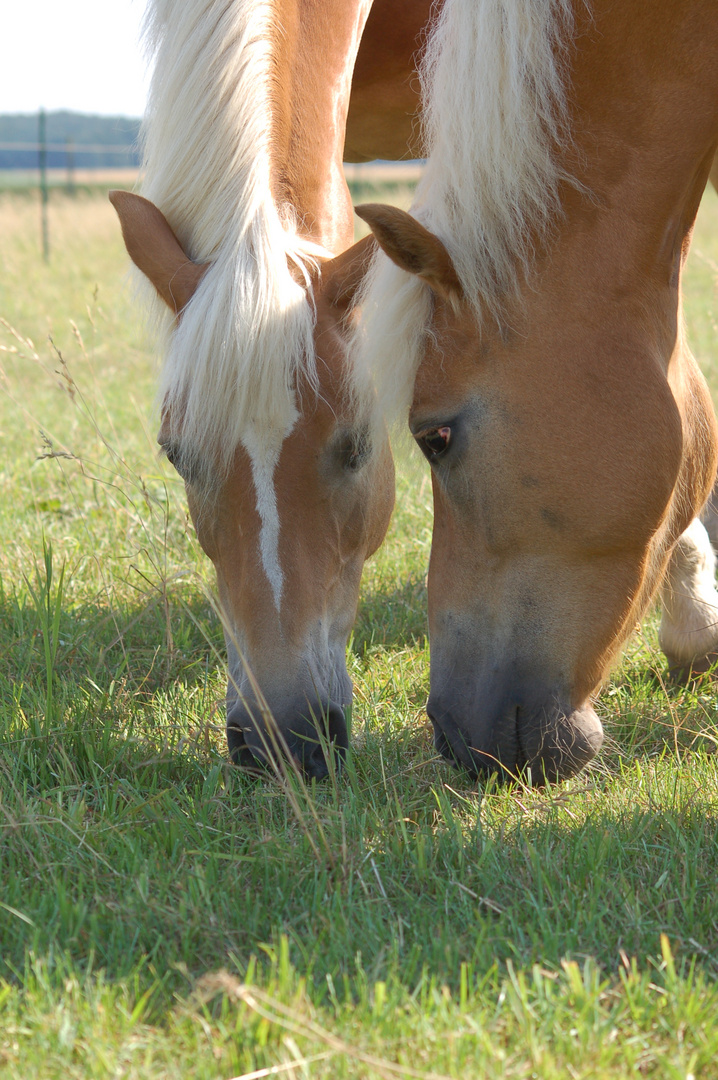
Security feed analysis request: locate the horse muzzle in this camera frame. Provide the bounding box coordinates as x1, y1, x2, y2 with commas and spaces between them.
427, 688, 603, 784
226, 696, 349, 780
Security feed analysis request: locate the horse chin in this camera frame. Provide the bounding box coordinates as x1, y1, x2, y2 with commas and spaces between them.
428, 695, 603, 785
516, 702, 604, 784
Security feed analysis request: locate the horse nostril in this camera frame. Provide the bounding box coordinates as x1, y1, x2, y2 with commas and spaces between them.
227, 720, 262, 770
324, 702, 350, 755
428, 708, 481, 773
432, 722, 459, 767
303, 741, 330, 781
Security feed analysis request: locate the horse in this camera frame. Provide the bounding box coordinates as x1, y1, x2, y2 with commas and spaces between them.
349, 0, 718, 681
353, 0, 718, 691
353, 0, 718, 782
109, 0, 395, 778
344, 0, 433, 163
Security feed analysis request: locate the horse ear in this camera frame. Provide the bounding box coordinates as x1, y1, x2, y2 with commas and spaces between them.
355, 203, 462, 305
109, 190, 208, 314
320, 234, 376, 312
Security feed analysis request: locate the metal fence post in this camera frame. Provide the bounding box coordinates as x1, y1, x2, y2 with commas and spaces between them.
38, 108, 50, 262
65, 137, 75, 195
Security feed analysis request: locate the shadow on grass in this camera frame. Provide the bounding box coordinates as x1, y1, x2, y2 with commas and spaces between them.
352, 573, 428, 654
0, 582, 224, 695
0, 578, 227, 785
0, 553, 429, 702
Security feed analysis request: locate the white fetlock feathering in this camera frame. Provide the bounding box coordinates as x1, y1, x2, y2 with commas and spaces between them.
659, 518, 718, 666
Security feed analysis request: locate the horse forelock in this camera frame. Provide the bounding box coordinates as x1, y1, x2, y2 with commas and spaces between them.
354, 0, 580, 427
140, 0, 329, 476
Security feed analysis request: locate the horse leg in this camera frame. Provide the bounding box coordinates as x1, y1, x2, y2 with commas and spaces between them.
659, 517, 718, 676
670, 158, 718, 662
663, 148, 718, 672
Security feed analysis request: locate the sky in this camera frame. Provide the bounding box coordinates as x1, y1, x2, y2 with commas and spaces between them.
2, 0, 150, 118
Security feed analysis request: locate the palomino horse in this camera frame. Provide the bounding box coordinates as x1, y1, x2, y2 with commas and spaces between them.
344, 0, 433, 163
349, 0, 718, 689
110, 0, 394, 778
354, 0, 718, 781
349, 0, 718, 681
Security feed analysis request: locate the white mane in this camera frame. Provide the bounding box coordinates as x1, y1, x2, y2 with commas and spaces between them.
141, 0, 324, 473
354, 0, 577, 425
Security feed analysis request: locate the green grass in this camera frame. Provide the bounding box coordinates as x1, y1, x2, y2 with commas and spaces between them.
0, 186, 717, 1078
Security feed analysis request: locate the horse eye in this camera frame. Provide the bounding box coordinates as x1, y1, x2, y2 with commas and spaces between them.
417, 426, 452, 462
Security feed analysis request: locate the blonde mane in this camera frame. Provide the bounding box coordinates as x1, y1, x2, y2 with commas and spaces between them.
141, 0, 325, 473
354, 0, 578, 426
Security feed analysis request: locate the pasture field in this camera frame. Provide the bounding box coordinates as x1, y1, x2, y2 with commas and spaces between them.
0, 185, 717, 1079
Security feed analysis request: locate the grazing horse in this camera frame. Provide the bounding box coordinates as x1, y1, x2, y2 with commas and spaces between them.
110, 0, 395, 778
354, 0, 718, 781
349, 0, 718, 678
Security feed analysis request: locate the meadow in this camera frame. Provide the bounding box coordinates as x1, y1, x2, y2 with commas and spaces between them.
0, 182, 717, 1079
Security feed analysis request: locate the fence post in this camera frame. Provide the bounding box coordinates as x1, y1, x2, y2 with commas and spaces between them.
65, 137, 75, 195
38, 108, 50, 262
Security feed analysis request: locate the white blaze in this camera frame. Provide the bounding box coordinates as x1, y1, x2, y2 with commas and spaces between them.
245, 430, 287, 611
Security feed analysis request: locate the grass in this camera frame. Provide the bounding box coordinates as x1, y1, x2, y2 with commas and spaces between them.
0, 184, 717, 1078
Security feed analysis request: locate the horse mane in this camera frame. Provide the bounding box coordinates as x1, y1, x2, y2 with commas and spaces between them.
354, 0, 578, 426
140, 0, 325, 473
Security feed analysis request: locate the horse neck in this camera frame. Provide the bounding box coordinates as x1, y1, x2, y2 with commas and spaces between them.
560, 0, 718, 302
272, 0, 373, 254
